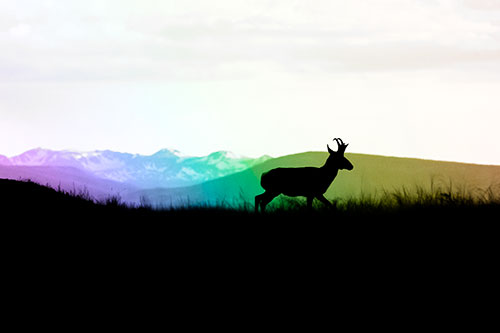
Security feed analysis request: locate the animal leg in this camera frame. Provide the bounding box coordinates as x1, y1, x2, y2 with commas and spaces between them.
316, 195, 334, 209
255, 193, 265, 213
259, 192, 278, 212
306, 196, 313, 210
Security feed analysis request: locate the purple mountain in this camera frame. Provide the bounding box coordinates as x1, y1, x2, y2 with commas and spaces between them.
0, 154, 10, 165
1, 148, 271, 192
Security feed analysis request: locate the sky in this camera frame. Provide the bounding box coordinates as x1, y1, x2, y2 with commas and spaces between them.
1, 0, 500, 164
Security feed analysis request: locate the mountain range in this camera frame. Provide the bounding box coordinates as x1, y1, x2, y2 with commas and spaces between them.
1, 148, 499, 207
0, 148, 270, 188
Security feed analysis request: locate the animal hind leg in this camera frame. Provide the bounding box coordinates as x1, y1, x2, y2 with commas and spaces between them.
255, 193, 265, 212
259, 191, 279, 212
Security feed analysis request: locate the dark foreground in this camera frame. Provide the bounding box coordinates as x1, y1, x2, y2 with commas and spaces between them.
3, 178, 499, 317
4, 177, 499, 268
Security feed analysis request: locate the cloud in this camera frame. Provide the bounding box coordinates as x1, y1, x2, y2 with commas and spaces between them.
462, 0, 500, 11
1, 0, 500, 81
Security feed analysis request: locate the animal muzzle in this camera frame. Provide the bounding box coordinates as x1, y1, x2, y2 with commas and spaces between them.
344, 163, 354, 171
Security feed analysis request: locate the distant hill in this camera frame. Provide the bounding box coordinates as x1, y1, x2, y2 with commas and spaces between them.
127, 152, 500, 207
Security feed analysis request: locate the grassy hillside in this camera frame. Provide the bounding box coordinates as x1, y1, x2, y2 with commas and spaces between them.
2, 177, 499, 223
0, 165, 137, 201
128, 152, 500, 208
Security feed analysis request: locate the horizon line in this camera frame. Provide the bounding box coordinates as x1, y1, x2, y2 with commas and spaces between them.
1, 146, 499, 167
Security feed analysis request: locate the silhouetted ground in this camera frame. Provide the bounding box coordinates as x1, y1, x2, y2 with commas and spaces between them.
3, 178, 498, 308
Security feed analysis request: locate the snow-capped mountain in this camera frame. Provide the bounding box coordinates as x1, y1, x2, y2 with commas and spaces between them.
4, 148, 271, 188
0, 154, 10, 165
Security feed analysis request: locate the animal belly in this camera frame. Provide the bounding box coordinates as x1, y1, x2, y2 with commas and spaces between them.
280, 183, 318, 197
282, 190, 310, 197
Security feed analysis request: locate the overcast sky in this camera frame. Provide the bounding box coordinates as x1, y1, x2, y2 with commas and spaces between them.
1, 0, 499, 164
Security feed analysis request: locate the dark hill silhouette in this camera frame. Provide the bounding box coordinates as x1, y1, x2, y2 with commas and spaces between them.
0, 178, 241, 221
0, 178, 99, 219
0, 165, 136, 202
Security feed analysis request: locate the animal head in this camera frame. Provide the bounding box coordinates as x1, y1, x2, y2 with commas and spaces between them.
326, 138, 354, 171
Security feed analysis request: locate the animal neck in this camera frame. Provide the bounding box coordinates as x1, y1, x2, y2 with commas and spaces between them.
320, 163, 339, 182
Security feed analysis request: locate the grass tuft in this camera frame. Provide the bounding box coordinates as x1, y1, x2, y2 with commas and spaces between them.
2, 178, 499, 221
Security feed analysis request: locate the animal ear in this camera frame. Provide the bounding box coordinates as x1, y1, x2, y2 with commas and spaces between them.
327, 144, 334, 154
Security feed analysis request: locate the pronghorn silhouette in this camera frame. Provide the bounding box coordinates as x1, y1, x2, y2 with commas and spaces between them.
255, 138, 353, 212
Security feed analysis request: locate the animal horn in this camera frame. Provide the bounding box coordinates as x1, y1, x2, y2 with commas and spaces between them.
334, 138, 348, 153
